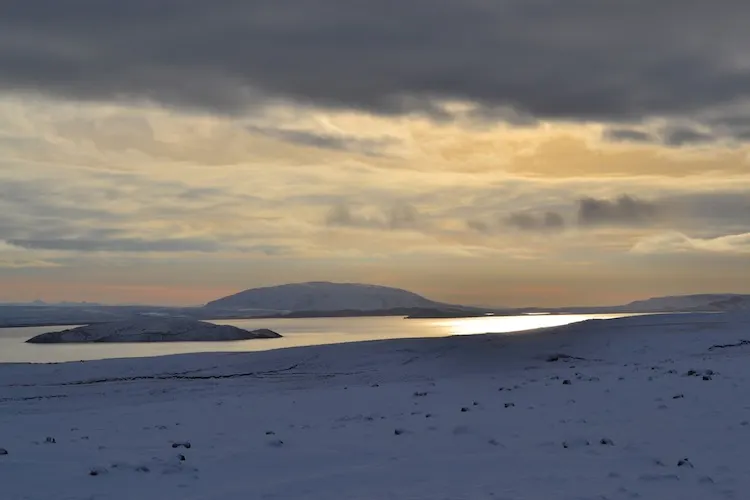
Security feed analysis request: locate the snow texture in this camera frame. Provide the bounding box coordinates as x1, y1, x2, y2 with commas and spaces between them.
2, 311, 750, 499
204, 281, 447, 311
25, 317, 281, 343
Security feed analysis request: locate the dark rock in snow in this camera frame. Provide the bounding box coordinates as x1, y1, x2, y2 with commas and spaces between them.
562, 439, 590, 449
708, 339, 750, 351
546, 353, 587, 362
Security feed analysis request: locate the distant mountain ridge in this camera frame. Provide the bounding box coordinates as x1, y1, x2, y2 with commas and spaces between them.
620, 294, 750, 312
2, 286, 750, 329
0, 300, 104, 307
204, 281, 452, 312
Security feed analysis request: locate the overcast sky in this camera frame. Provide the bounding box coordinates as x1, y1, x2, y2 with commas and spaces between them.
1, 1, 749, 307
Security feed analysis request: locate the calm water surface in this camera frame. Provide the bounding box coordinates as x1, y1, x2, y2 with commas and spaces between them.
0, 314, 635, 363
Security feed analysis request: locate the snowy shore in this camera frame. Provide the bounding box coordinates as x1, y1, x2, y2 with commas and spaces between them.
1, 312, 749, 499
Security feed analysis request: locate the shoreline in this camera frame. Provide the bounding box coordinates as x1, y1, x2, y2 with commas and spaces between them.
0, 309, 686, 330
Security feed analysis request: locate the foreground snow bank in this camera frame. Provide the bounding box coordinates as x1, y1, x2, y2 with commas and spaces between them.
25, 317, 281, 343
3, 311, 750, 500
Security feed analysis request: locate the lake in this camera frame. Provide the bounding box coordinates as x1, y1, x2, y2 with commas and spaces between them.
0, 313, 635, 364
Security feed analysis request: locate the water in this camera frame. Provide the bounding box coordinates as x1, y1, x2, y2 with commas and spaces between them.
0, 313, 635, 364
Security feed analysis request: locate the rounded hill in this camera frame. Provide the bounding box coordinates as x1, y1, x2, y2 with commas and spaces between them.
204, 282, 446, 312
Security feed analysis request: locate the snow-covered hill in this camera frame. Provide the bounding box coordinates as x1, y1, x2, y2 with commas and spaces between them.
204, 282, 448, 312
26, 318, 281, 343
623, 294, 750, 312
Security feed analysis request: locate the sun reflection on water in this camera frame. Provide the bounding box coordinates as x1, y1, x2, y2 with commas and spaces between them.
439, 314, 631, 336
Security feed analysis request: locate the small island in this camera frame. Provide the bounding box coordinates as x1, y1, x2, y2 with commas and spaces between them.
26, 317, 281, 344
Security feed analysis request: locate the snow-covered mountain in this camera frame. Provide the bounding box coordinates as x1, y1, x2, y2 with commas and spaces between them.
622, 294, 750, 312
26, 317, 281, 343
204, 282, 449, 312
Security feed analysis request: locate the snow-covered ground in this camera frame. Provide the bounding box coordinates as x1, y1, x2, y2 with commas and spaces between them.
1, 312, 749, 499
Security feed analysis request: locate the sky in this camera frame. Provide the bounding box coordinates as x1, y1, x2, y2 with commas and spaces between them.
1, 1, 749, 307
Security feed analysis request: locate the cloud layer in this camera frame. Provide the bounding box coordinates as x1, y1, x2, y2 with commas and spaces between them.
578, 195, 661, 227
632, 232, 750, 255
2, 3, 750, 306
2, 1, 750, 127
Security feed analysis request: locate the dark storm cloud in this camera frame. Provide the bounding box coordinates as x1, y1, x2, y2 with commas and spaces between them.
465, 189, 750, 236
709, 115, 750, 140
506, 212, 565, 231
578, 195, 662, 226
325, 204, 380, 228
246, 126, 394, 155
602, 128, 655, 143
602, 125, 719, 147
387, 204, 421, 230
325, 203, 423, 230
660, 126, 716, 147
2, 1, 750, 122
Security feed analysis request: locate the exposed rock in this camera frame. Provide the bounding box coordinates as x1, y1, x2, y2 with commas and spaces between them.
546, 353, 587, 362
